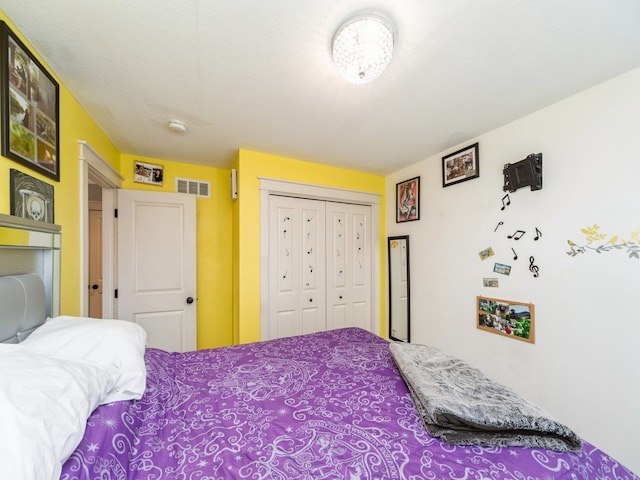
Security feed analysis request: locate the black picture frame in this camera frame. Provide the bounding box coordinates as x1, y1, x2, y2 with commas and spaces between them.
396, 176, 420, 223
10, 168, 55, 223
442, 142, 479, 188
1, 21, 60, 181
388, 235, 411, 343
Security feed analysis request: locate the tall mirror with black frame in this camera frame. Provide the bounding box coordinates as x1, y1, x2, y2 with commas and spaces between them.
388, 235, 410, 342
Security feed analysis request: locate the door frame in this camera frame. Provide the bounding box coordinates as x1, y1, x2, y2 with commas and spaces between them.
259, 177, 381, 340
79, 140, 123, 318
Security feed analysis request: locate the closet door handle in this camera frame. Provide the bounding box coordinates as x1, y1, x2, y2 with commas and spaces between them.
186, 297, 194, 304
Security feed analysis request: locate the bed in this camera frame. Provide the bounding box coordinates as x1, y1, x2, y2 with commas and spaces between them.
1, 273, 637, 480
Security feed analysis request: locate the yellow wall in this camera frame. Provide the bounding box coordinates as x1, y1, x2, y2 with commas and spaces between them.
0, 11, 120, 316
234, 149, 386, 344
120, 154, 234, 349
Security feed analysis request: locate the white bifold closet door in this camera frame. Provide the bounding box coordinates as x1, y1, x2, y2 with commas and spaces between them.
325, 201, 372, 332
267, 195, 372, 340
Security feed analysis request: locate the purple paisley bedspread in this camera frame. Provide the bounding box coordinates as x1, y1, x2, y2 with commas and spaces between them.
61, 327, 637, 480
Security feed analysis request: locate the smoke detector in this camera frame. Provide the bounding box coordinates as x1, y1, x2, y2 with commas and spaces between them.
168, 119, 188, 133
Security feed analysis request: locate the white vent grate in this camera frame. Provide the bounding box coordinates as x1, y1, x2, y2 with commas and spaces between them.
175, 177, 211, 198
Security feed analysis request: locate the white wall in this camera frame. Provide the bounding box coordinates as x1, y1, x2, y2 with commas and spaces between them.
386, 67, 640, 474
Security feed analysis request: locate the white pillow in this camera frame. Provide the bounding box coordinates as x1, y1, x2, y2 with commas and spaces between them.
22, 315, 148, 403
0, 345, 117, 480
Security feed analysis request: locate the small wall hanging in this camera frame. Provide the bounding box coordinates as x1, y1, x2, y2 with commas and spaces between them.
134, 160, 164, 186
396, 176, 419, 223
477, 295, 535, 343
1, 22, 60, 181
442, 142, 479, 187
9, 168, 54, 223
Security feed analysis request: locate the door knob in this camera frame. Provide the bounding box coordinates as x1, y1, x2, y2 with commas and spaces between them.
91, 284, 99, 290
186, 297, 194, 304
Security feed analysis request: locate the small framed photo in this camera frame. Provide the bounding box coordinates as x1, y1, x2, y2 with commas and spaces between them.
442, 142, 479, 188
477, 295, 535, 343
396, 176, 420, 223
9, 168, 54, 223
1, 22, 60, 181
482, 278, 499, 288
134, 161, 164, 186
493, 262, 512, 276
478, 246, 495, 261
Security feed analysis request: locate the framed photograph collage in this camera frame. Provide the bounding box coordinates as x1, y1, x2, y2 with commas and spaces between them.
1, 21, 60, 181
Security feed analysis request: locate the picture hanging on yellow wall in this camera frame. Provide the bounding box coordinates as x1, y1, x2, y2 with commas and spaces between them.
9, 168, 54, 223
477, 295, 535, 343
1, 22, 59, 181
134, 160, 164, 186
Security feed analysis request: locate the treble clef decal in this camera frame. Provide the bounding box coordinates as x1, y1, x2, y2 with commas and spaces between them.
529, 256, 540, 278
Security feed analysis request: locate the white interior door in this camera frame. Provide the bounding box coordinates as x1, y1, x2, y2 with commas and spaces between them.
116, 189, 197, 352
326, 202, 372, 331
267, 195, 326, 340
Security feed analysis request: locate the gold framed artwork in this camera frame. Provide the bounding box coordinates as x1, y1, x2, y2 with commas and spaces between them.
477, 295, 535, 343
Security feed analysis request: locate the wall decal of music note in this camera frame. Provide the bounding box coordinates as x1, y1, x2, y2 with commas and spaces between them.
511, 248, 518, 260
500, 193, 511, 210
534, 227, 542, 241
494, 221, 504, 232
507, 229, 525, 240
529, 256, 540, 277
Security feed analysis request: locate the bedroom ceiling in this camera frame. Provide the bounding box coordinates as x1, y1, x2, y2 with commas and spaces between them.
2, 1, 640, 175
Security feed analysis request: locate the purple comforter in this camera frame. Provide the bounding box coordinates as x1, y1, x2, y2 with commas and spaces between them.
61, 328, 637, 479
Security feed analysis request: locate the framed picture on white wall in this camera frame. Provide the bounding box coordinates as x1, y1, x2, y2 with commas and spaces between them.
477, 295, 535, 343
442, 142, 479, 187
396, 176, 419, 223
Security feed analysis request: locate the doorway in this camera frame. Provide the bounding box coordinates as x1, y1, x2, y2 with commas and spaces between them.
79, 141, 122, 319
80, 141, 197, 351
88, 184, 103, 318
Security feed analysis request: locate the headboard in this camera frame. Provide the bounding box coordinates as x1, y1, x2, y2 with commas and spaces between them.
0, 273, 47, 343
0, 212, 61, 321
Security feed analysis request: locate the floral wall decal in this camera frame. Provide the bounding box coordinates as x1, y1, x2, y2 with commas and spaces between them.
567, 224, 640, 259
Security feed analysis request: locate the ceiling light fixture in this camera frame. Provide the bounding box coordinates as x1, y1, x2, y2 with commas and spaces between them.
168, 119, 188, 134
332, 13, 395, 85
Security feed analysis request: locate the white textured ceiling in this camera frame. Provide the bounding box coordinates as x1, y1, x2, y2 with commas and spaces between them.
2, 1, 640, 175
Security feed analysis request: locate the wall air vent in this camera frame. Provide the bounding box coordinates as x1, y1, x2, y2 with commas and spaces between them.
175, 177, 211, 198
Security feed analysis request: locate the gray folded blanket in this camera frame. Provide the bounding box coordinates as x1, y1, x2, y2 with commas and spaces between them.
389, 342, 582, 452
